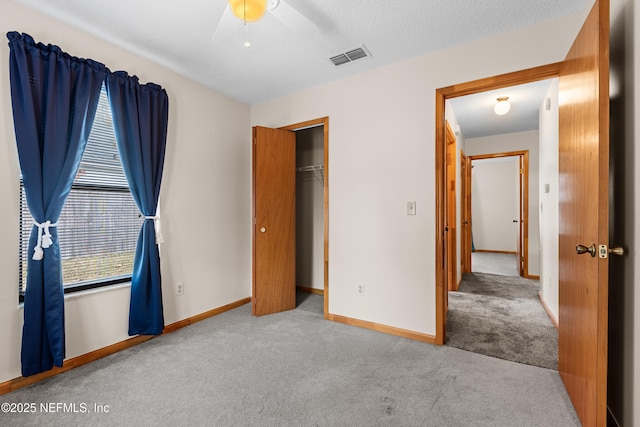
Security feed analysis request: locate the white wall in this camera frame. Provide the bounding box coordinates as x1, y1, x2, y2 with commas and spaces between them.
0, 0, 251, 383
471, 157, 519, 252
251, 13, 586, 333
465, 131, 541, 276
538, 79, 560, 321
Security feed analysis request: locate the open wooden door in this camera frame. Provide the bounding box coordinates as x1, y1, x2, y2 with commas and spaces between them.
445, 121, 457, 292
252, 126, 296, 316
460, 151, 471, 275
558, 1, 610, 425
516, 156, 524, 276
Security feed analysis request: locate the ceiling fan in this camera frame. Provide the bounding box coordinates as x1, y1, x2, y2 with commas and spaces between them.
212, 0, 320, 47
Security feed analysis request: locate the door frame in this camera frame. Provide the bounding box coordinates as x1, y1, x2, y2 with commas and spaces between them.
280, 117, 330, 318
435, 63, 562, 345
468, 150, 530, 278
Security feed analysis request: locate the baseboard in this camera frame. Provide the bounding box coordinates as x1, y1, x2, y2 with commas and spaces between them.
296, 285, 324, 296
0, 297, 251, 396
327, 313, 436, 344
537, 292, 559, 329
527, 274, 540, 280
162, 297, 251, 334
473, 249, 517, 255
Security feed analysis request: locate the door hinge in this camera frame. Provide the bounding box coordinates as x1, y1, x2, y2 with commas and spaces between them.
520, 169, 524, 174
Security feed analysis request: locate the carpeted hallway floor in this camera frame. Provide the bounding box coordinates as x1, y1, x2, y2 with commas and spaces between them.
446, 272, 558, 370
471, 252, 519, 276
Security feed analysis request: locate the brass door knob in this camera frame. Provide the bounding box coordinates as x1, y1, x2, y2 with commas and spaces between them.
260, 227, 266, 233
609, 246, 624, 256
576, 243, 596, 257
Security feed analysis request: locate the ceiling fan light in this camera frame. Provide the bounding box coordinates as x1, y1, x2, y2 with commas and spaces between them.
229, 0, 268, 22
494, 97, 511, 115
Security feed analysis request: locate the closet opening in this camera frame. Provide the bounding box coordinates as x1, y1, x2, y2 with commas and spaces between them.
280, 118, 329, 318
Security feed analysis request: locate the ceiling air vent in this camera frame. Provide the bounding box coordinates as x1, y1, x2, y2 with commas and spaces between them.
330, 45, 371, 66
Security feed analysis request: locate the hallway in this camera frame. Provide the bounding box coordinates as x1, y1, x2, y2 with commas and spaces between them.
446, 268, 557, 370
471, 252, 519, 276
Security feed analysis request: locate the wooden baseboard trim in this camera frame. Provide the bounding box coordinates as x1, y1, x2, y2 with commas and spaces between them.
163, 297, 251, 334
327, 313, 436, 344
473, 249, 517, 255
0, 335, 154, 395
0, 297, 251, 396
537, 292, 559, 330
296, 285, 325, 296
526, 274, 540, 280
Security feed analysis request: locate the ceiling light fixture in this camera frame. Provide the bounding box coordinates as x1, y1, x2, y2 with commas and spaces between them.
229, 0, 267, 23
494, 96, 511, 115
243, 22, 252, 48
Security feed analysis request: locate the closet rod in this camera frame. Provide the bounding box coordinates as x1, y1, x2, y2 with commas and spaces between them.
296, 164, 324, 184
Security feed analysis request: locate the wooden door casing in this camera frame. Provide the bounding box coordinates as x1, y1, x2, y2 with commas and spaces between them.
280, 117, 330, 318
467, 151, 529, 277
435, 62, 562, 345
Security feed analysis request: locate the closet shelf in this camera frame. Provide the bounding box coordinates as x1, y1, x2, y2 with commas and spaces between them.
296, 164, 324, 184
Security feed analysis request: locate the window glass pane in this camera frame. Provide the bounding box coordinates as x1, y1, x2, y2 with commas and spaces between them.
19, 84, 142, 294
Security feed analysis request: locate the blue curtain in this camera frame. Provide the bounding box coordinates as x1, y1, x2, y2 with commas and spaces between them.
7, 32, 107, 376
106, 71, 168, 336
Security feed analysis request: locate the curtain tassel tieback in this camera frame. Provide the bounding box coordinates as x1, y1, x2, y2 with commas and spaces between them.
33, 220, 57, 260
144, 216, 164, 244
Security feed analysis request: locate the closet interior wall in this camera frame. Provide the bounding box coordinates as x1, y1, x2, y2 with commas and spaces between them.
295, 126, 324, 292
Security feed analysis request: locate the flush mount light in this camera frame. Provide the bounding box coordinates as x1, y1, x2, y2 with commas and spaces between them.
494, 96, 511, 115
229, 0, 267, 23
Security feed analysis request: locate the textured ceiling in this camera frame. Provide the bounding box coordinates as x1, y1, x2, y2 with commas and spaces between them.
12, 0, 590, 136
448, 79, 555, 140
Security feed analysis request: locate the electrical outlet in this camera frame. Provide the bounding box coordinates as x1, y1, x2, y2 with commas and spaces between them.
176, 282, 184, 296
358, 284, 365, 296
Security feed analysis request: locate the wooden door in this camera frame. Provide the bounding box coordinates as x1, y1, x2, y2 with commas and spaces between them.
252, 126, 296, 316
460, 151, 471, 275
558, 1, 609, 425
516, 156, 524, 276
445, 122, 457, 292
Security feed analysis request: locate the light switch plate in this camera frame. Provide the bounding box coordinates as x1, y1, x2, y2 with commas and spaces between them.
407, 201, 416, 215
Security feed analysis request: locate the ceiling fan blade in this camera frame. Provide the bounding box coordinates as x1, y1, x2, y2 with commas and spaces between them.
268, 0, 320, 41
211, 5, 242, 45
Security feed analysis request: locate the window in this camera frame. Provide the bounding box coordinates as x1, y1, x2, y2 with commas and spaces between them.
19, 84, 143, 301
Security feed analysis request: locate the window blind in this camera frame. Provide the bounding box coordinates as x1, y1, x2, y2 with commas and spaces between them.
19, 84, 143, 296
